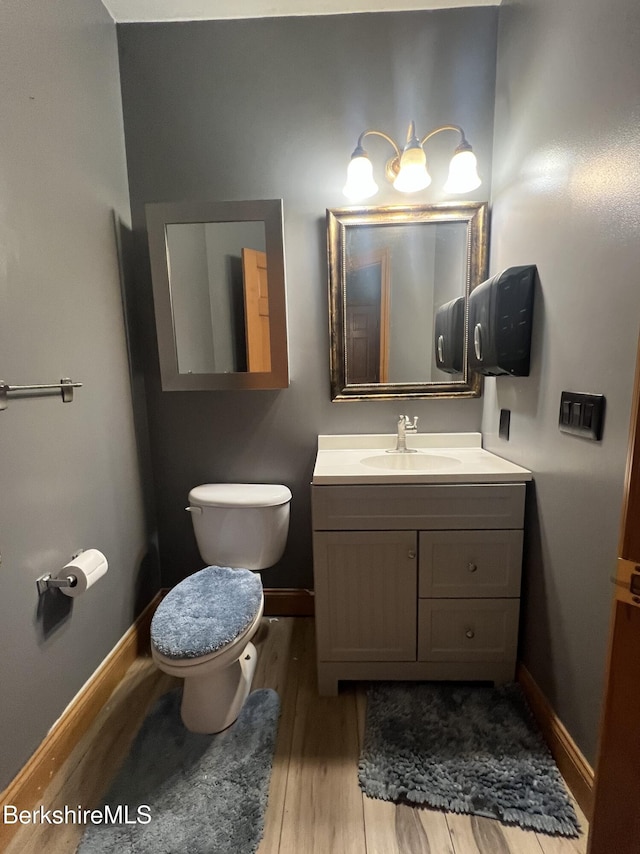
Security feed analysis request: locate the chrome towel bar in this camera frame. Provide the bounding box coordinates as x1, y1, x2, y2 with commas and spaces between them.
0, 377, 82, 410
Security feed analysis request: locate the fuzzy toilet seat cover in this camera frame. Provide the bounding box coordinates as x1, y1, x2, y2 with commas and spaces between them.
150, 566, 263, 659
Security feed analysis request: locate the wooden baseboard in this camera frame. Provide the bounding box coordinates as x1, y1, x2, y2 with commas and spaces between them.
0, 591, 164, 850
263, 587, 315, 616
517, 662, 594, 820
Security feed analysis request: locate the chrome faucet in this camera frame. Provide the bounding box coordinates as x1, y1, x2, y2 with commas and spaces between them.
388, 414, 419, 453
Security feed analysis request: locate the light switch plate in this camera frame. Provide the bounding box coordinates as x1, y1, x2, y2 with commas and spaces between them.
559, 391, 605, 441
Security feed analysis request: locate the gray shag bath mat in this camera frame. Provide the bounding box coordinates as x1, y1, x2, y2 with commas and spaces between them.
78, 688, 280, 854
359, 682, 580, 838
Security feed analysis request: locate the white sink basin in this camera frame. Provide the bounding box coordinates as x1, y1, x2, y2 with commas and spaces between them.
312, 433, 532, 485
360, 453, 463, 472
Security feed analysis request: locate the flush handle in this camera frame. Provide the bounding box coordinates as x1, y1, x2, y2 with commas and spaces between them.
185, 506, 203, 515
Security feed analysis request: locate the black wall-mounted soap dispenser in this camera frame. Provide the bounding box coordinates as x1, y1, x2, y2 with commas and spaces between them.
467, 265, 537, 376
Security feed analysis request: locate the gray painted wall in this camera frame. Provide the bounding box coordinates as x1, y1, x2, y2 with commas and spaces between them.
167, 223, 216, 373
0, 0, 154, 788
484, 0, 640, 761
117, 9, 498, 589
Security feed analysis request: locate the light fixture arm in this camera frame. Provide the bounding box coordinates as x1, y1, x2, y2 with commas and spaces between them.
354, 129, 402, 159
355, 123, 471, 174
355, 123, 469, 157
420, 124, 470, 151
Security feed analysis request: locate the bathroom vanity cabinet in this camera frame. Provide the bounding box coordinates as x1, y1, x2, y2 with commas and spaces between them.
311, 482, 526, 696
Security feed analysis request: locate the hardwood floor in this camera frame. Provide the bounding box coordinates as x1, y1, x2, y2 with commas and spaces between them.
6, 617, 588, 853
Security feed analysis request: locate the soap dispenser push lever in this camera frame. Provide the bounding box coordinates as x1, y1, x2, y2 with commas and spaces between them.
388, 414, 419, 453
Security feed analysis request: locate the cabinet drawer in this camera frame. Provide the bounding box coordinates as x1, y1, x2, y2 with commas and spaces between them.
418, 599, 519, 662
419, 530, 523, 598
312, 483, 525, 530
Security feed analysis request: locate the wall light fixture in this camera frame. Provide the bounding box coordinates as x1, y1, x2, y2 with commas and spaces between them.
343, 121, 481, 201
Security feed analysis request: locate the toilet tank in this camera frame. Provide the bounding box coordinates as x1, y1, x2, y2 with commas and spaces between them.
187, 483, 292, 571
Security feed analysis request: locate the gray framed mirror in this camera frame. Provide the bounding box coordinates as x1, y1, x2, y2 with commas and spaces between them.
146, 198, 288, 391
327, 201, 488, 401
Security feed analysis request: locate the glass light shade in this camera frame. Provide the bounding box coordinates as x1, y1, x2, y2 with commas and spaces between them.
343, 155, 378, 200
444, 149, 481, 194
392, 145, 431, 193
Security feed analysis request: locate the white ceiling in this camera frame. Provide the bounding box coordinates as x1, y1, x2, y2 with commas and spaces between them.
101, 0, 500, 23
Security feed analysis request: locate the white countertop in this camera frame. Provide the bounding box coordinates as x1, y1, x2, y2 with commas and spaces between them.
312, 433, 532, 485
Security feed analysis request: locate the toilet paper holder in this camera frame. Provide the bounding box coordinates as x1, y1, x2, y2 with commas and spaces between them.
36, 550, 83, 596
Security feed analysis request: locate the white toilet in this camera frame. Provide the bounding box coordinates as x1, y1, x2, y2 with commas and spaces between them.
150, 483, 292, 733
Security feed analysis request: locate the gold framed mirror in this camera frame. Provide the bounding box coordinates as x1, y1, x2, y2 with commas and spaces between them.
327, 201, 488, 401
146, 198, 288, 391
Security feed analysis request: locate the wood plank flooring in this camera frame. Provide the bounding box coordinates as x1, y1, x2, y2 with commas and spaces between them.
6, 617, 588, 853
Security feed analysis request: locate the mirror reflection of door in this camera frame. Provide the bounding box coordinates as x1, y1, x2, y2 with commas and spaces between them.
345, 250, 390, 384
242, 248, 271, 372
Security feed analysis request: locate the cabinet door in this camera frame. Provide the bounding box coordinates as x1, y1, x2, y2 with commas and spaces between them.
314, 530, 417, 662
419, 530, 523, 598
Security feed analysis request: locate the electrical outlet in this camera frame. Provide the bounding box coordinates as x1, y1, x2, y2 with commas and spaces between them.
499, 409, 511, 440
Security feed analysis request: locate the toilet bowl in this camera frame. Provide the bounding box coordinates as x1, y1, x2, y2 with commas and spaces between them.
150, 483, 291, 733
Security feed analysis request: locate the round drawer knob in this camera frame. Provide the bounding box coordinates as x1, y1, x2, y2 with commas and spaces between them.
408, 550, 416, 559
467, 563, 478, 573
465, 629, 475, 639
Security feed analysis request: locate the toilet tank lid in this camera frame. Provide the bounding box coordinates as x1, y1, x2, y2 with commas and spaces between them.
189, 483, 292, 508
